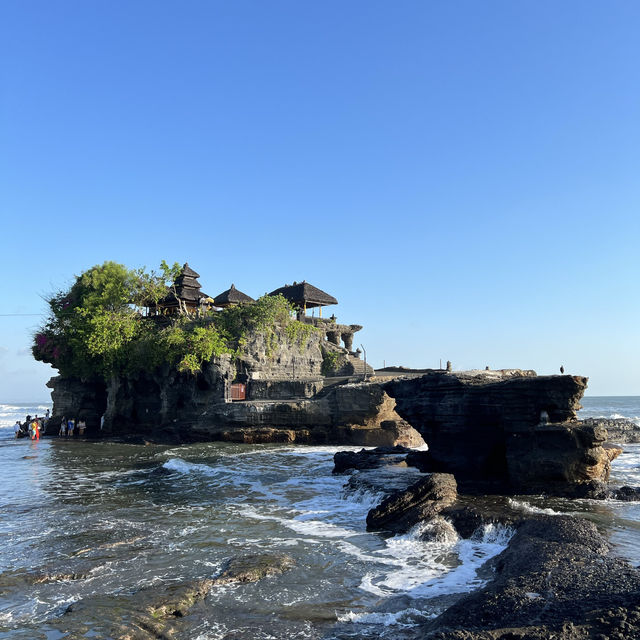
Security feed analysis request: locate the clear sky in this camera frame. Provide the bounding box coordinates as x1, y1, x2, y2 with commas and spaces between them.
1, 1, 639, 400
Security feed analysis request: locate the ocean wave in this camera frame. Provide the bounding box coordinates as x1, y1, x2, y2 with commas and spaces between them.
337, 607, 433, 626
507, 498, 566, 516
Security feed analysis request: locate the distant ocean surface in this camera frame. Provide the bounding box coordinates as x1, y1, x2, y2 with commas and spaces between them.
0, 396, 639, 639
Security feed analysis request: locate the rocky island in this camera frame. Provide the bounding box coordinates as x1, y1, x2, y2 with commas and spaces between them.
31, 261, 640, 639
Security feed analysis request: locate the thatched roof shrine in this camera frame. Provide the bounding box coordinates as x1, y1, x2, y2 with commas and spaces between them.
213, 284, 255, 308
149, 263, 212, 314
269, 281, 337, 316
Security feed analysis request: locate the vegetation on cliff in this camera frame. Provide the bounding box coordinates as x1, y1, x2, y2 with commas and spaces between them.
33, 261, 317, 378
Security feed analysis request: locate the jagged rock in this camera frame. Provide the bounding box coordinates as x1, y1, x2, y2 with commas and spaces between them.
505, 422, 621, 494
385, 372, 620, 495
422, 516, 640, 639
581, 417, 640, 444
440, 495, 525, 539
332, 445, 411, 473
385, 372, 587, 478
366, 473, 457, 533
419, 516, 459, 543
611, 486, 640, 501
46, 375, 106, 436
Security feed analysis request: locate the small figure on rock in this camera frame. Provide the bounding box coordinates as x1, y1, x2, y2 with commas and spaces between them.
14, 421, 20, 438
560, 365, 565, 374
446, 360, 452, 372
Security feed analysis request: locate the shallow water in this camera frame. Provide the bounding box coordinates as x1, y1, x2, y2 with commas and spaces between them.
0, 437, 513, 639
0, 396, 639, 638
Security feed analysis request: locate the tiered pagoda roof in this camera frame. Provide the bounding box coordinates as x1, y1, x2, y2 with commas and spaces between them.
213, 284, 255, 308
152, 263, 212, 310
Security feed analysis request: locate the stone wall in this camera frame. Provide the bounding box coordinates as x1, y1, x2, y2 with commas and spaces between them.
237, 326, 323, 382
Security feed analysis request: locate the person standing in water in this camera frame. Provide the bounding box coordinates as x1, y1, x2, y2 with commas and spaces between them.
59, 416, 67, 437
14, 421, 21, 438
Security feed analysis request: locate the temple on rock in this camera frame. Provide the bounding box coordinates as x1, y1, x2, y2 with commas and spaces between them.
147, 263, 213, 315
144, 264, 371, 389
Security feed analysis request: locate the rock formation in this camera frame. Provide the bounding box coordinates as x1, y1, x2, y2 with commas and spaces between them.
384, 370, 618, 494
366, 473, 457, 533
580, 417, 640, 444
422, 516, 640, 639
45, 344, 620, 496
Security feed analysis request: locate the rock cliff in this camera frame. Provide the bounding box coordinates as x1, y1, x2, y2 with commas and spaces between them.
46, 357, 615, 495
384, 370, 615, 493
47, 372, 424, 448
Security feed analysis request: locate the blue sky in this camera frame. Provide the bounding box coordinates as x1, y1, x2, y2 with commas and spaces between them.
1, 1, 639, 400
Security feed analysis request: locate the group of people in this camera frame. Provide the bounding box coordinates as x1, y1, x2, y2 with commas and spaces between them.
13, 409, 88, 440
58, 416, 87, 437
13, 410, 50, 440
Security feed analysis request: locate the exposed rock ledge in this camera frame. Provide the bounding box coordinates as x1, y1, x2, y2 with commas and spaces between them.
46, 373, 425, 448
423, 516, 640, 639
580, 417, 640, 444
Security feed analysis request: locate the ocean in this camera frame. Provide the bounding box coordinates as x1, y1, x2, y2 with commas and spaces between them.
0, 396, 639, 638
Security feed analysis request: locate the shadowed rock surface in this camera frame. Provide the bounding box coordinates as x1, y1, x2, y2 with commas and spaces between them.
385, 372, 619, 495
47, 366, 617, 499
366, 473, 457, 533
333, 445, 412, 474
611, 485, 640, 501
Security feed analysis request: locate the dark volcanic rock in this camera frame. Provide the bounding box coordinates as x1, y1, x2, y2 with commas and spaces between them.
581, 417, 640, 444
440, 495, 525, 539
423, 516, 640, 640
49, 372, 424, 447
366, 473, 457, 533
505, 421, 619, 494
385, 372, 619, 496
611, 485, 640, 501
333, 445, 411, 473
385, 371, 587, 482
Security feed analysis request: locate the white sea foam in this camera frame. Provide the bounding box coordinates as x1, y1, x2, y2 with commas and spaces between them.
337, 607, 433, 625
237, 504, 360, 539
507, 498, 565, 516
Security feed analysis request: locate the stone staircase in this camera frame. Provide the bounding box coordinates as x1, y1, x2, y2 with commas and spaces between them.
343, 354, 374, 377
